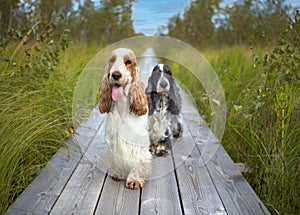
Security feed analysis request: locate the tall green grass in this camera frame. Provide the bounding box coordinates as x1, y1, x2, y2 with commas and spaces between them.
169, 44, 299, 214
206, 46, 299, 214
0, 38, 100, 213
0, 81, 70, 213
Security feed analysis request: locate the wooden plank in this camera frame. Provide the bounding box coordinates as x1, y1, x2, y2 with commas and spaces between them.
74, 107, 105, 153
140, 154, 182, 215
5, 142, 81, 215
205, 145, 270, 215
179, 87, 205, 123
172, 121, 227, 215
180, 87, 270, 215
94, 176, 140, 215
5, 108, 102, 215
49, 118, 107, 214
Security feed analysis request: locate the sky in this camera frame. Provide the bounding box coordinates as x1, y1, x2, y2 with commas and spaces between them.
132, 0, 191, 35
131, 0, 300, 36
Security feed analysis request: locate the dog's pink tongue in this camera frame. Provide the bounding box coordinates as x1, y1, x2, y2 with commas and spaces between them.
112, 85, 123, 101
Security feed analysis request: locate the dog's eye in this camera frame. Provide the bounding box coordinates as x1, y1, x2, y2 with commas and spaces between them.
166, 70, 172, 76
124, 59, 132, 65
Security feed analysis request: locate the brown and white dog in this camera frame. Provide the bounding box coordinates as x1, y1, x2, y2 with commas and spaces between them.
98, 48, 152, 189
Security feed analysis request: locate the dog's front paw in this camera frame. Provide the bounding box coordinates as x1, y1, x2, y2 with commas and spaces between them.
126, 179, 145, 189
150, 143, 169, 157
156, 144, 169, 156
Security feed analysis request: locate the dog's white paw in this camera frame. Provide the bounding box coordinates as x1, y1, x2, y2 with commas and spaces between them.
125, 179, 145, 189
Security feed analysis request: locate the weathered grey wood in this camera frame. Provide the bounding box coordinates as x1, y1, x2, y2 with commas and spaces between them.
95, 176, 140, 215
172, 121, 227, 215
205, 145, 270, 215
140, 154, 182, 215
5, 109, 102, 215
4, 142, 81, 215
180, 86, 270, 215
49, 119, 107, 215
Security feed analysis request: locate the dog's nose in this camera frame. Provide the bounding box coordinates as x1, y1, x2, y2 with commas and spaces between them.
160, 80, 168, 89
112, 72, 121, 80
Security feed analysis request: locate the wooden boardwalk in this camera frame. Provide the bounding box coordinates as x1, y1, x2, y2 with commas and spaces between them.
6, 50, 270, 215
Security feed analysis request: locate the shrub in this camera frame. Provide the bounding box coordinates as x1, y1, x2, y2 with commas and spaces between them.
0, 16, 72, 213
224, 10, 300, 214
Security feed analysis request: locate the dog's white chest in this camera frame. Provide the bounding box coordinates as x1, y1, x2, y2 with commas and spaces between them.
106, 97, 150, 154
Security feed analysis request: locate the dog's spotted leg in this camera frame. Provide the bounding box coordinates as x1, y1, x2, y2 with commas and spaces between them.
171, 114, 183, 138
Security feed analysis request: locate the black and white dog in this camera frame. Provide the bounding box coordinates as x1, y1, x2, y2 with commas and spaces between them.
145, 64, 183, 156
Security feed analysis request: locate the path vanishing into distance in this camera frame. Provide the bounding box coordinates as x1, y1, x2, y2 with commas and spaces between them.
6, 49, 270, 215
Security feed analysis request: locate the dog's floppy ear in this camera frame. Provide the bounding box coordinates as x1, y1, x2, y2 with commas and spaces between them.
145, 71, 157, 115
130, 68, 148, 116
163, 64, 172, 76
98, 65, 112, 113
167, 75, 182, 115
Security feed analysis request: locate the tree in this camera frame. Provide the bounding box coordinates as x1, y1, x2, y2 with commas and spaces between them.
167, 0, 221, 48
0, 0, 136, 44
37, 0, 72, 22
255, 0, 291, 44
68, 0, 135, 43
167, 0, 292, 47
221, 0, 257, 44
0, 0, 20, 36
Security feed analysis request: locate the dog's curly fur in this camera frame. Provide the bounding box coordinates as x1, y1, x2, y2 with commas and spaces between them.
146, 64, 183, 156
98, 48, 152, 189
